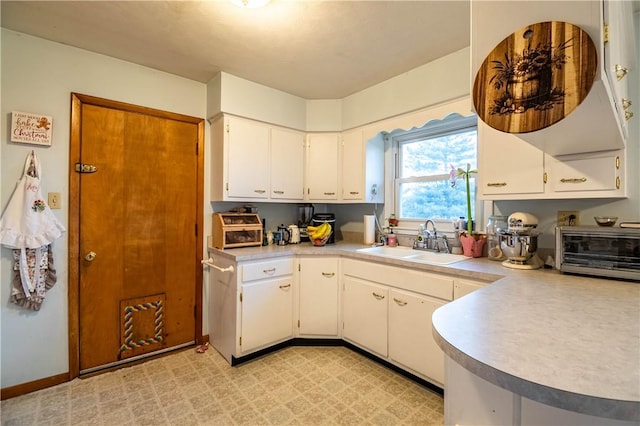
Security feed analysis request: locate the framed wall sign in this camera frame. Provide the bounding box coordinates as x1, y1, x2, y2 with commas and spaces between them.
10, 111, 53, 146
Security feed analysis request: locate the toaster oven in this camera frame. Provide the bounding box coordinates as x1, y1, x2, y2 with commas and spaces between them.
555, 226, 640, 281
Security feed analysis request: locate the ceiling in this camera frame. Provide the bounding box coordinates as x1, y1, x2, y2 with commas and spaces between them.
0, 0, 471, 99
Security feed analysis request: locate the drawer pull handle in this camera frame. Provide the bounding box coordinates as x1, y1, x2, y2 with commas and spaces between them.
254, 189, 266, 194
323, 192, 336, 196
279, 284, 291, 290
349, 191, 359, 195
487, 182, 507, 187
372, 292, 385, 300
393, 298, 407, 306
560, 177, 587, 184
615, 64, 628, 80
321, 272, 335, 278
263, 268, 276, 274
273, 190, 284, 194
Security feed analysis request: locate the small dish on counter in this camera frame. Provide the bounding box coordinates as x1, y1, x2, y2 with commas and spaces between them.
594, 216, 617, 227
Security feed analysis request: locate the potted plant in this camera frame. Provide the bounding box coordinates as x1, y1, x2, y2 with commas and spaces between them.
450, 164, 486, 257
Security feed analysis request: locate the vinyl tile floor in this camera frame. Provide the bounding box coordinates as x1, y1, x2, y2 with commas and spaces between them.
1, 345, 444, 425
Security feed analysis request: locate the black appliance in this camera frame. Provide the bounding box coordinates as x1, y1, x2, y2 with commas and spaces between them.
297, 204, 314, 242
312, 213, 336, 244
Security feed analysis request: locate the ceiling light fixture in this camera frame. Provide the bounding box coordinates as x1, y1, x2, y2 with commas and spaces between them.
230, 0, 271, 8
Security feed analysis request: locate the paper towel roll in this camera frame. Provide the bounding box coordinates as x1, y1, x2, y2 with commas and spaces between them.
364, 215, 376, 244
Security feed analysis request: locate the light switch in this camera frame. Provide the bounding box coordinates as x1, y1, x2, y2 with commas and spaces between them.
48, 192, 61, 209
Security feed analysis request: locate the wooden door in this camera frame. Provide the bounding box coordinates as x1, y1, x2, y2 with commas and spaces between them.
69, 94, 204, 376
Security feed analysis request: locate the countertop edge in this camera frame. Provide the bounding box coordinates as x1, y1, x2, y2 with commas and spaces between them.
432, 324, 640, 422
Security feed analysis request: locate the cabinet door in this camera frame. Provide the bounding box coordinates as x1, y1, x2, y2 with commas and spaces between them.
227, 117, 270, 199
389, 288, 445, 384
478, 123, 545, 198
453, 279, 486, 300
306, 134, 339, 200
342, 276, 388, 357
604, 0, 635, 139
241, 277, 293, 353
299, 257, 339, 336
547, 152, 622, 193
270, 128, 304, 200
341, 130, 364, 200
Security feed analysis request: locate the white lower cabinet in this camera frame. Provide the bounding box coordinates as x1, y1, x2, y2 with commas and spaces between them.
209, 255, 294, 363
298, 257, 340, 337
342, 276, 389, 357
389, 288, 445, 384
241, 276, 293, 352
342, 258, 453, 386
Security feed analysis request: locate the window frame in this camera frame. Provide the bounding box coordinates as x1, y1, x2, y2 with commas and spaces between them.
389, 114, 478, 229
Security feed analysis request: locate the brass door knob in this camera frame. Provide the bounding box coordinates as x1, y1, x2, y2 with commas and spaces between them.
85, 251, 97, 262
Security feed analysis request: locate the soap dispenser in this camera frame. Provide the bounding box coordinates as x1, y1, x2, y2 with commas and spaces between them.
387, 229, 397, 247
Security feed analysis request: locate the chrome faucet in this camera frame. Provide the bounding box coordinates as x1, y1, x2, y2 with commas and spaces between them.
413, 219, 453, 253
424, 220, 438, 251
424, 219, 437, 238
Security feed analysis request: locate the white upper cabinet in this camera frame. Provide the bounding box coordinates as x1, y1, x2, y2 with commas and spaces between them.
471, 0, 635, 155
604, 0, 636, 138
306, 133, 340, 201
226, 116, 270, 199
210, 115, 305, 202
479, 124, 545, 198
479, 123, 626, 200
546, 150, 625, 196
270, 127, 305, 200
340, 129, 385, 203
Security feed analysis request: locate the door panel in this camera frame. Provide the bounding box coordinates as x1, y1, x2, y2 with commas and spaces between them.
71, 94, 203, 374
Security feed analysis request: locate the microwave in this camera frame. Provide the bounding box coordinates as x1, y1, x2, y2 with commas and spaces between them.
556, 226, 640, 281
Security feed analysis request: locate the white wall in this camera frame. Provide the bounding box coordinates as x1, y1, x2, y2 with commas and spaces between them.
342, 47, 470, 130
210, 72, 308, 130
0, 29, 209, 389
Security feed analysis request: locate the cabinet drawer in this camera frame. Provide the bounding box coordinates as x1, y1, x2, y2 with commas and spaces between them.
548, 154, 620, 192
242, 257, 294, 282
343, 259, 453, 301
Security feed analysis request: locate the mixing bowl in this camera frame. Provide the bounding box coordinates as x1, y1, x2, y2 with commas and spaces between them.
594, 216, 617, 227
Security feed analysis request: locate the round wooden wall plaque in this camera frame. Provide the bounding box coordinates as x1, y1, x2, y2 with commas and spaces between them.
473, 21, 597, 134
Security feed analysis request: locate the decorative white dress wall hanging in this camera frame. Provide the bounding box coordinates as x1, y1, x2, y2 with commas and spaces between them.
0, 151, 66, 310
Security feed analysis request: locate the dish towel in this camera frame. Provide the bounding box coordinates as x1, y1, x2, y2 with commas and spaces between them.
0, 151, 65, 310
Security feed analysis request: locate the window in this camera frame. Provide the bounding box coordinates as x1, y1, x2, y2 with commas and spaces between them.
392, 114, 477, 221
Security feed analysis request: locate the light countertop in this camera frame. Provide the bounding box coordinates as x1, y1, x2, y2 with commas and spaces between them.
207, 242, 640, 421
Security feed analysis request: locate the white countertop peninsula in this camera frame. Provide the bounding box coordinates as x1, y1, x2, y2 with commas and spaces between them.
207, 242, 640, 422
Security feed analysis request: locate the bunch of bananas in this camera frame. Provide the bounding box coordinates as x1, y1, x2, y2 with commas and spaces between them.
307, 222, 332, 241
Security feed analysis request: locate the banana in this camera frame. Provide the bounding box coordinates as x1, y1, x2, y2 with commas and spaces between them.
308, 222, 331, 240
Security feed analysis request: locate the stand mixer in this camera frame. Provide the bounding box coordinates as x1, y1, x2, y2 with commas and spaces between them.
498, 212, 544, 270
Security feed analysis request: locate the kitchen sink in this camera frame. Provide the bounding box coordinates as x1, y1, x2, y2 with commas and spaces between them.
401, 251, 469, 265
356, 246, 416, 257
356, 246, 469, 265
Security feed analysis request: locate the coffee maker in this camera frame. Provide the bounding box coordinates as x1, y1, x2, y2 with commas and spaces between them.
297, 204, 314, 242
312, 213, 336, 244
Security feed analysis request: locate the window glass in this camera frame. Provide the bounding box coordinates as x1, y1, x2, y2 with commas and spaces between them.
393, 115, 477, 221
